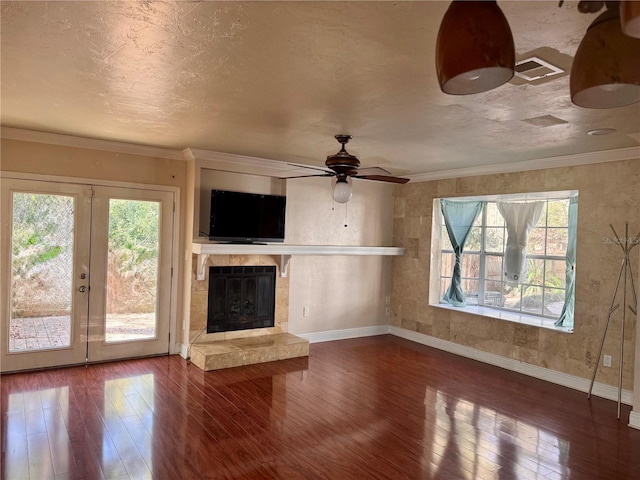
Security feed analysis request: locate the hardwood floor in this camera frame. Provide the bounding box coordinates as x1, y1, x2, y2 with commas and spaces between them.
1, 335, 639, 479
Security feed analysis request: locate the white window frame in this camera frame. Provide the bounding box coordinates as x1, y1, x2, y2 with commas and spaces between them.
429, 190, 577, 332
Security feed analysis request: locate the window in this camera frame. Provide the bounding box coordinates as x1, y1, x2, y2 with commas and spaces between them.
431, 191, 577, 331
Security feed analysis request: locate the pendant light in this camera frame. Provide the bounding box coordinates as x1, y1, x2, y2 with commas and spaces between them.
436, 0, 515, 95
621, 0, 640, 38
571, 4, 640, 108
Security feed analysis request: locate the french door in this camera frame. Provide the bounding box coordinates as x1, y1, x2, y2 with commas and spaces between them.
1, 179, 174, 372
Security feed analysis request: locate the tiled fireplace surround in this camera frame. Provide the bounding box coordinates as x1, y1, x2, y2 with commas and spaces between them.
189, 254, 309, 371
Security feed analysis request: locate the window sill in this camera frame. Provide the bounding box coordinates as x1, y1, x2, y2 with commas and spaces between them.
431, 302, 573, 333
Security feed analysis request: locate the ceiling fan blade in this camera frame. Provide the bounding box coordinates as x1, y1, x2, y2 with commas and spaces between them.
354, 174, 410, 184
286, 162, 333, 174
355, 167, 392, 176
280, 173, 334, 180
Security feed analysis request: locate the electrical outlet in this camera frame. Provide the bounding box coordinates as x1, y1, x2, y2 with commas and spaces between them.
385, 307, 391, 316
385, 295, 391, 305
603, 355, 612, 368
303, 306, 310, 317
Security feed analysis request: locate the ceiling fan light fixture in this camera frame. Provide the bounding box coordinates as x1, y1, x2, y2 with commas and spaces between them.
333, 178, 352, 204
436, 0, 515, 95
571, 6, 640, 108
621, 0, 640, 38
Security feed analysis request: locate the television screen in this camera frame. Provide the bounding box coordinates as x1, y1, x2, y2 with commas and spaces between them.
209, 190, 286, 243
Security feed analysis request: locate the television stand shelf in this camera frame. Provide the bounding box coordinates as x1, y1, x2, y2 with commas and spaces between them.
191, 242, 405, 279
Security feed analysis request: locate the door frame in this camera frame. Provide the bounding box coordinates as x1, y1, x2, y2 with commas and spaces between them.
0, 171, 181, 359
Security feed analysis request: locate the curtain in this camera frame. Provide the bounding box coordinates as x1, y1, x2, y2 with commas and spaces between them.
441, 199, 484, 306
556, 196, 578, 328
497, 201, 545, 285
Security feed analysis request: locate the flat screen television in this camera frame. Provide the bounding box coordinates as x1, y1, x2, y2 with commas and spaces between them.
209, 190, 286, 243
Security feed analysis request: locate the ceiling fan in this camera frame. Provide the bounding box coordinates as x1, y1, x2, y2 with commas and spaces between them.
288, 135, 410, 203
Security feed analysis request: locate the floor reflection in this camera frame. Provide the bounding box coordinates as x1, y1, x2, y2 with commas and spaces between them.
4, 387, 69, 480
2, 371, 156, 479
425, 390, 570, 479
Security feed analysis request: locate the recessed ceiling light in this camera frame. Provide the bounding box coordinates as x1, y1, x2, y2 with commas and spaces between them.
586, 128, 616, 136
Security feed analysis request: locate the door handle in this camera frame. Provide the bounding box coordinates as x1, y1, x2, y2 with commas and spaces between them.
79, 286, 87, 293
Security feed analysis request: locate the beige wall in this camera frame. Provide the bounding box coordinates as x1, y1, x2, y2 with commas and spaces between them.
1, 138, 189, 345
392, 159, 640, 390
285, 177, 395, 335
1, 139, 185, 186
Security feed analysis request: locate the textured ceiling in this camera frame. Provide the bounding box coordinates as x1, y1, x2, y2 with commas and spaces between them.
1, 1, 639, 176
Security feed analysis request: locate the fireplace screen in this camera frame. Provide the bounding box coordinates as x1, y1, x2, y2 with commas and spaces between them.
207, 266, 276, 333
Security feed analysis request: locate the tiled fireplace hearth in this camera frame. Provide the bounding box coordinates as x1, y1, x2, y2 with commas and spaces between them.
189, 254, 308, 371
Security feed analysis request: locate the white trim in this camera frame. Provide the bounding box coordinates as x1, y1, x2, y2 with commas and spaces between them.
389, 326, 633, 405
408, 146, 640, 182
296, 325, 391, 344
629, 411, 640, 430
178, 343, 189, 359
1, 127, 186, 161
169, 191, 181, 355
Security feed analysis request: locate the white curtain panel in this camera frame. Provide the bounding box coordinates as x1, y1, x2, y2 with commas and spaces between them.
497, 201, 545, 285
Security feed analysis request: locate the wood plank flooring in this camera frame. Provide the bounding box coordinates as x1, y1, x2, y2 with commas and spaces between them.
1, 335, 639, 479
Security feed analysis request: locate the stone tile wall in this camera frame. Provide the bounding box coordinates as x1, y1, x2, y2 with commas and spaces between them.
391, 159, 640, 390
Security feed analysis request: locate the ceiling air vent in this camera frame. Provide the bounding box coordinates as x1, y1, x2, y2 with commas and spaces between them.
515, 56, 564, 82
509, 48, 571, 86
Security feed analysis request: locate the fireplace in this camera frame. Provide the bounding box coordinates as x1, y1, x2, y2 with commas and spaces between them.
207, 265, 276, 333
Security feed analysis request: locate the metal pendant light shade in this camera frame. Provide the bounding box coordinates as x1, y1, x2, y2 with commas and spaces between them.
571, 7, 640, 108
621, 0, 640, 38
436, 0, 515, 95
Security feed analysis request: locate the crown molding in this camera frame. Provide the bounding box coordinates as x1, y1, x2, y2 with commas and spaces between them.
408, 146, 640, 183
4, 127, 638, 180
0, 127, 186, 161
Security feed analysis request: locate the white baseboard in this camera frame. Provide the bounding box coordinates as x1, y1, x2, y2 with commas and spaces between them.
296, 325, 391, 344
389, 326, 633, 406
629, 411, 640, 430
177, 343, 188, 359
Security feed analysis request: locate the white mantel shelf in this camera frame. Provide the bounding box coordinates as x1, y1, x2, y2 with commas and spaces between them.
192, 242, 405, 279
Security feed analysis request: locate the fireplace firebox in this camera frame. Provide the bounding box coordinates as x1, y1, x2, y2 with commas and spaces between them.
207, 266, 276, 333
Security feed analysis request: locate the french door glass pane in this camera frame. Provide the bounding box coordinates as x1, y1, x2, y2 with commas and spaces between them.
9, 193, 74, 352
105, 199, 159, 343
